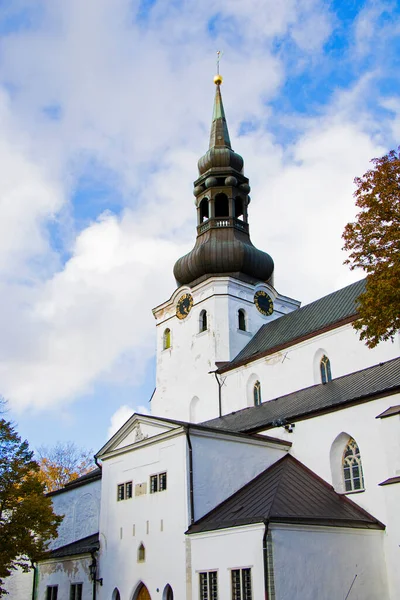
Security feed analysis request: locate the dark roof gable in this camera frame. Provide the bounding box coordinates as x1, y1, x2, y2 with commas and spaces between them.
221, 279, 366, 372
187, 455, 384, 534
204, 357, 400, 434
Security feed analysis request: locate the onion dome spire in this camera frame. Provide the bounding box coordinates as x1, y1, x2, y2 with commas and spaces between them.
173, 73, 274, 288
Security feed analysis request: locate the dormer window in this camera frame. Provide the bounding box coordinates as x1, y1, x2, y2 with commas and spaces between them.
163, 328, 171, 350
238, 309, 246, 331
199, 310, 208, 332
320, 355, 332, 383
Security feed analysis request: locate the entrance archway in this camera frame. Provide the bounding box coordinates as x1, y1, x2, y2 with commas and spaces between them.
136, 584, 151, 600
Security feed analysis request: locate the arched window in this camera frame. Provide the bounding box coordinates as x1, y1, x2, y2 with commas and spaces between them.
238, 309, 246, 331
200, 198, 209, 222
163, 328, 171, 350
137, 543, 146, 563
253, 381, 261, 406
215, 193, 229, 217
112, 589, 121, 600
320, 355, 332, 383
234, 197, 244, 219
163, 584, 174, 600
343, 438, 365, 492
199, 310, 207, 332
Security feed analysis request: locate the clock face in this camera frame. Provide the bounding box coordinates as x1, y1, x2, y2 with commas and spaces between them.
176, 293, 193, 320
254, 290, 274, 316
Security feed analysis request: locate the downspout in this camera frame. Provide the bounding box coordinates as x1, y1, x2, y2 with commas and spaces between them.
209, 370, 223, 417
94, 457, 102, 470
90, 550, 97, 600
263, 520, 270, 600
30, 560, 37, 600
185, 427, 195, 525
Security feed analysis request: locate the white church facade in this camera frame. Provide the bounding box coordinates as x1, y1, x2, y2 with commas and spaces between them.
6, 75, 400, 600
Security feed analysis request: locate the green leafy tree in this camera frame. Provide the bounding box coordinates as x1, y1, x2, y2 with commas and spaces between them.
37, 441, 95, 493
342, 149, 400, 347
0, 419, 62, 596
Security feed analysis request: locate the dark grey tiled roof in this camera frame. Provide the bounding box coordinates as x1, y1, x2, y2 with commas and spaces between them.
187, 455, 384, 534
47, 468, 102, 497
222, 279, 366, 371
204, 357, 400, 434
48, 534, 99, 559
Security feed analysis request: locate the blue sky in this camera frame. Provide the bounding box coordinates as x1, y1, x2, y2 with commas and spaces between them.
0, 0, 399, 457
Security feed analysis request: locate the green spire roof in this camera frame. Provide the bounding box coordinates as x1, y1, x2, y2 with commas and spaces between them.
209, 84, 231, 149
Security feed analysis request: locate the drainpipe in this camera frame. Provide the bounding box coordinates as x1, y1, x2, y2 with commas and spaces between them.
94, 457, 102, 470
30, 560, 37, 600
185, 428, 195, 525
208, 370, 223, 417
262, 520, 270, 600
90, 551, 97, 600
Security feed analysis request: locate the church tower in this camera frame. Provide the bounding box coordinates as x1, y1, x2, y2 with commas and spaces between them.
151, 74, 299, 423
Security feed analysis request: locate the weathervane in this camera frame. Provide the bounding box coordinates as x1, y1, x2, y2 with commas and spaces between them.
214, 50, 224, 85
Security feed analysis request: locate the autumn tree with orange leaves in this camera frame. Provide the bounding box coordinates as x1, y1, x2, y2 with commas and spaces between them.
37, 441, 95, 493
342, 149, 400, 348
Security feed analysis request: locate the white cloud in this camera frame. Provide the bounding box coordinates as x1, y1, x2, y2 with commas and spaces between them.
0, 0, 394, 419
107, 404, 134, 440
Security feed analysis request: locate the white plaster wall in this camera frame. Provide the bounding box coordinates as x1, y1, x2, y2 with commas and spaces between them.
190, 432, 289, 519
37, 557, 93, 600
98, 435, 190, 600
220, 327, 399, 414
151, 277, 298, 423
50, 478, 101, 549
189, 524, 266, 600
3, 566, 33, 599
266, 392, 400, 599
271, 525, 389, 600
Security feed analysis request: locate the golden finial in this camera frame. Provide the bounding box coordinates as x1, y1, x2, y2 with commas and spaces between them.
214, 50, 223, 85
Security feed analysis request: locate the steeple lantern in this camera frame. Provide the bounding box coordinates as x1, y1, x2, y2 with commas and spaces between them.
173, 75, 274, 288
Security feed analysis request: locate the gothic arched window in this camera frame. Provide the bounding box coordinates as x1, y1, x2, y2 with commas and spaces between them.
238, 309, 246, 331
163, 585, 174, 600
163, 328, 171, 350
137, 543, 146, 563
320, 355, 332, 384
253, 380, 261, 406
199, 310, 207, 332
343, 438, 364, 492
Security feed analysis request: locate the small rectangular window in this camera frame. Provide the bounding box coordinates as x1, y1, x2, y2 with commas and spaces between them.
126, 481, 133, 499
46, 586, 58, 600
159, 472, 167, 491
199, 571, 218, 600
70, 583, 83, 600
150, 474, 158, 494
231, 568, 252, 600
117, 483, 125, 501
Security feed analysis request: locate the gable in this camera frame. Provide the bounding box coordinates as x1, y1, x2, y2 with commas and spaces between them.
96, 413, 182, 458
